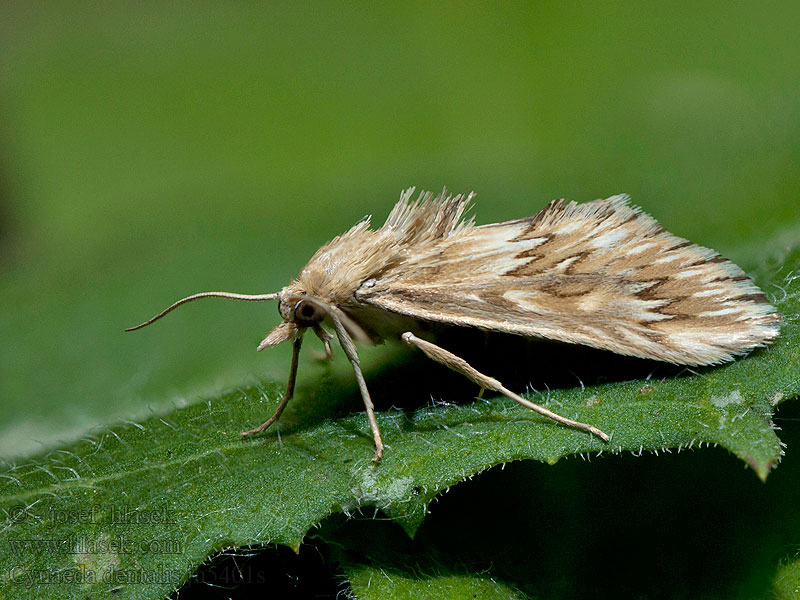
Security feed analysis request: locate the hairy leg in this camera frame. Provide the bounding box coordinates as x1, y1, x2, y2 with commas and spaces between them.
401, 332, 609, 441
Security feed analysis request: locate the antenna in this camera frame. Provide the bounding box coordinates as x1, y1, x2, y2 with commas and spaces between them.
125, 291, 280, 331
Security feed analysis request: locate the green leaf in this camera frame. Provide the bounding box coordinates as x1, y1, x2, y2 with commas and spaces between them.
1, 232, 797, 599
346, 564, 526, 600
774, 557, 800, 600
332, 515, 528, 599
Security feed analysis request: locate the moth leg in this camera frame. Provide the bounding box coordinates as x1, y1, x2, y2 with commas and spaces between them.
401, 332, 610, 442
312, 324, 334, 361
330, 312, 384, 463
241, 334, 304, 438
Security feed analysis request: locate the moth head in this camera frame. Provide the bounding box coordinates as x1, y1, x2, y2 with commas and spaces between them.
277, 290, 372, 347
257, 293, 325, 351
126, 284, 370, 352
277, 293, 326, 327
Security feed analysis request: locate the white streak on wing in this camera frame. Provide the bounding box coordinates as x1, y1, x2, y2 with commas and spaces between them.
573, 294, 670, 319
626, 242, 658, 254
476, 223, 533, 244
591, 228, 629, 250
670, 330, 738, 349
437, 242, 531, 263
637, 309, 674, 322
522, 236, 550, 246
553, 255, 581, 272
693, 288, 728, 297
668, 331, 714, 352
623, 298, 674, 322
628, 280, 659, 293
700, 307, 742, 317
654, 254, 683, 264
430, 225, 546, 265
553, 220, 585, 234
502, 290, 545, 311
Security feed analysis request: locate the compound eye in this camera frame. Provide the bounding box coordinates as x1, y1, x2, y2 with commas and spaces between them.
294, 299, 323, 324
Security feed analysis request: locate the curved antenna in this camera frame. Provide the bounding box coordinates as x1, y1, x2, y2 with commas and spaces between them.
125, 291, 280, 332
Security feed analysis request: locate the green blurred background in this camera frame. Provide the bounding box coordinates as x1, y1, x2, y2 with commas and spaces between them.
1, 2, 798, 459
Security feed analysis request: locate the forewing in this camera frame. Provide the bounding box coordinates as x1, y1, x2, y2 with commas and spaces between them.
356, 195, 781, 365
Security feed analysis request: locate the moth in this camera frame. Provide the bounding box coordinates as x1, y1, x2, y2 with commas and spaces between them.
127, 188, 781, 462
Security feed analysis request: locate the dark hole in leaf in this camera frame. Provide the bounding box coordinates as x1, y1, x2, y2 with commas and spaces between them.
171, 539, 344, 599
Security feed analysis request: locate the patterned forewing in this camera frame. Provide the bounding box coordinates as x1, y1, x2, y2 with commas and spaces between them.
357, 195, 780, 365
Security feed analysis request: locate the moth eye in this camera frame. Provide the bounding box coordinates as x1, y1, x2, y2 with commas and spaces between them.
294, 299, 323, 324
